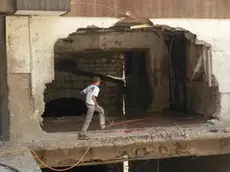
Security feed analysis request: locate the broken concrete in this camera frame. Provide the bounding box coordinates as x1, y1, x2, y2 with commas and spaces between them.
29, 123, 230, 168
0, 147, 41, 172
4, 16, 222, 141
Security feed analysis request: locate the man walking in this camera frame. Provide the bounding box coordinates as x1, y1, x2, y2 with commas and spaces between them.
79, 76, 106, 140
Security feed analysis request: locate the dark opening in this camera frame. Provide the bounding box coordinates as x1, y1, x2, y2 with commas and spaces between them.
42, 98, 87, 118
42, 164, 108, 172
167, 32, 188, 113
129, 154, 230, 172
124, 51, 152, 116
0, 17, 9, 141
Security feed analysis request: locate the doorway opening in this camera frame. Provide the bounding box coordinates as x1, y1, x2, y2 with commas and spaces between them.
124, 51, 152, 116
0, 17, 9, 141
168, 33, 188, 112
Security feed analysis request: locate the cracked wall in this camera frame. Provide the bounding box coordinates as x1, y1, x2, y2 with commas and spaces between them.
153, 19, 230, 120
5, 16, 230, 141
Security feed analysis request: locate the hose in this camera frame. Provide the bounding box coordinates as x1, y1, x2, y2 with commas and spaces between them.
0, 162, 24, 172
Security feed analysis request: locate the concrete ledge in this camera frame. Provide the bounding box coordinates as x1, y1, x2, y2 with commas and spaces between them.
0, 149, 41, 172
27, 124, 230, 168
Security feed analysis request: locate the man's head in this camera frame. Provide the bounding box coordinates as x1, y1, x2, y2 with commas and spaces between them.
92, 76, 101, 86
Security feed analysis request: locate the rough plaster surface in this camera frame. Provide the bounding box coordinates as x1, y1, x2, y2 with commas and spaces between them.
5, 16, 230, 140
7, 74, 44, 141
152, 19, 230, 93
0, 149, 41, 172
28, 122, 230, 167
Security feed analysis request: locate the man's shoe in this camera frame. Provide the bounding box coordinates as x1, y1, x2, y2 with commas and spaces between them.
78, 133, 90, 140
101, 125, 107, 130
101, 121, 114, 130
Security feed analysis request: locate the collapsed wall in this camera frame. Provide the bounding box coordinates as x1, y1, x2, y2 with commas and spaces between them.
54, 26, 218, 117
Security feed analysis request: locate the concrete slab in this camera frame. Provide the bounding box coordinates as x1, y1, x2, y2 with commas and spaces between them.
0, 149, 41, 172
0, 166, 11, 172
24, 118, 230, 168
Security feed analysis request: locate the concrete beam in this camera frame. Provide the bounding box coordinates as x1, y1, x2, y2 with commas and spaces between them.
0, 149, 41, 172
54, 32, 160, 54
29, 133, 230, 168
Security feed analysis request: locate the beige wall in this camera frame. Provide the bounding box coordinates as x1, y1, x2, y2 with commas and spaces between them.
6, 16, 119, 141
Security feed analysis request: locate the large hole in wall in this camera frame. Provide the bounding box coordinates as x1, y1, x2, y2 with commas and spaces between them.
124, 51, 152, 116
41, 26, 220, 133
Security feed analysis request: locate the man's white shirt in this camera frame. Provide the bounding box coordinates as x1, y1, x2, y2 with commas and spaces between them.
82, 85, 100, 105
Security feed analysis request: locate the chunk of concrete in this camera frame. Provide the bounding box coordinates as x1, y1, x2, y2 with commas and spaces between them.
0, 150, 41, 172
0, 166, 11, 172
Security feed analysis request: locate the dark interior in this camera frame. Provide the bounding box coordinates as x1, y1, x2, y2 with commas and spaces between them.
124, 51, 152, 116
42, 45, 189, 120
42, 98, 87, 118
167, 33, 188, 113
42, 164, 107, 172
41, 154, 229, 172
0, 17, 9, 141
41, 32, 212, 133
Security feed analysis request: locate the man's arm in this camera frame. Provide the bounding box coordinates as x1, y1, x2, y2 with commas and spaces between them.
92, 96, 99, 107
81, 88, 87, 95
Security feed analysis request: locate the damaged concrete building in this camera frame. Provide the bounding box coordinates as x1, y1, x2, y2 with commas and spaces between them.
1, 0, 230, 171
